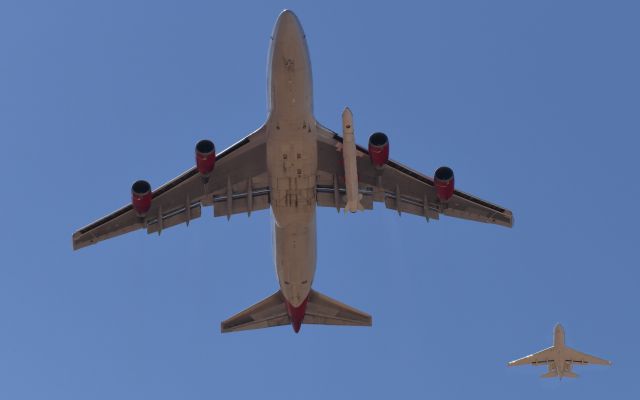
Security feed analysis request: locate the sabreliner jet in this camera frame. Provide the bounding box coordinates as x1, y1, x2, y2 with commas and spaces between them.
72, 10, 513, 333
508, 324, 611, 378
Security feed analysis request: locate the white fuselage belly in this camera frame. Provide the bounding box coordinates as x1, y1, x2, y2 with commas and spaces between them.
552, 324, 569, 377
265, 12, 317, 307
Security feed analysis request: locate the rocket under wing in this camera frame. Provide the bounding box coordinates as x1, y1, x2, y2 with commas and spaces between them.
341, 107, 364, 213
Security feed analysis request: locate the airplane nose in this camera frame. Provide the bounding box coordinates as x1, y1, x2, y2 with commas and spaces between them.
273, 9, 303, 40
278, 9, 298, 24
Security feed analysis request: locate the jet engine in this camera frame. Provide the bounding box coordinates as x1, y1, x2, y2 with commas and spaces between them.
368, 132, 389, 167
434, 166, 454, 201
131, 180, 152, 216
195, 139, 216, 175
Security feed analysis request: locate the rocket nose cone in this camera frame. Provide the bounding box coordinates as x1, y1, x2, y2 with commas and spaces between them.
342, 108, 353, 128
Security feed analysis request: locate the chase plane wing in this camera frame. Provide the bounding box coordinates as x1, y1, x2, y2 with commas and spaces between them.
508, 347, 555, 367
564, 347, 612, 366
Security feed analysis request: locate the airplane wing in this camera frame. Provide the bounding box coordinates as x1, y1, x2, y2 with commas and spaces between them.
508, 347, 555, 367
316, 125, 513, 227
564, 347, 612, 366
72, 126, 269, 250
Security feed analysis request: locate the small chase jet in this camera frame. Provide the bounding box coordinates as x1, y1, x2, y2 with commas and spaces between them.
508, 324, 611, 378
72, 10, 513, 333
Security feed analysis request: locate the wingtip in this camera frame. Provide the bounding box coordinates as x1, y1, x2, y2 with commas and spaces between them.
71, 236, 88, 251
71, 236, 80, 251
71, 231, 86, 251
506, 212, 515, 228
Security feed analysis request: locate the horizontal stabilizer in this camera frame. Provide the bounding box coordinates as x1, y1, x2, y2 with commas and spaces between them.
541, 371, 578, 379
304, 290, 372, 326
221, 289, 371, 333
221, 291, 289, 333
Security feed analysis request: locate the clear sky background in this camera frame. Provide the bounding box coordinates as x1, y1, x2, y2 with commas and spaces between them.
1, 1, 639, 399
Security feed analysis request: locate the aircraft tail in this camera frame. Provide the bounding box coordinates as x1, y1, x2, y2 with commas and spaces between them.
541, 371, 578, 379
304, 289, 372, 327
221, 289, 371, 333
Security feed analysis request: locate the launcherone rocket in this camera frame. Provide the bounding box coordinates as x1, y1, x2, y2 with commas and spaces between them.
342, 107, 364, 213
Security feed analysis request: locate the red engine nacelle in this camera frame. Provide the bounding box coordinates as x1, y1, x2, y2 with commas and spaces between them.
434, 166, 454, 201
131, 180, 152, 216
368, 132, 389, 167
195, 139, 216, 175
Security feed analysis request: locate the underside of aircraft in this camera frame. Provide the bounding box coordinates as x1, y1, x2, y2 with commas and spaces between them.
508, 324, 611, 378
72, 10, 513, 333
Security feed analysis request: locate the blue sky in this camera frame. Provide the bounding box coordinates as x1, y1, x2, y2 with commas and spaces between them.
1, 1, 639, 398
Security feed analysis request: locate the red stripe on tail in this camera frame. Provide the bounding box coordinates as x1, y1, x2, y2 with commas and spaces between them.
286, 296, 309, 333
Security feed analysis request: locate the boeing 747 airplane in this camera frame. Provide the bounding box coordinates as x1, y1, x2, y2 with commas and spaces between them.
508, 324, 611, 378
72, 10, 513, 333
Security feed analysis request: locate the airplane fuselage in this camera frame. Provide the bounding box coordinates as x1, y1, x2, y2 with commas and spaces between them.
540, 324, 573, 378
551, 324, 570, 378
265, 11, 317, 307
